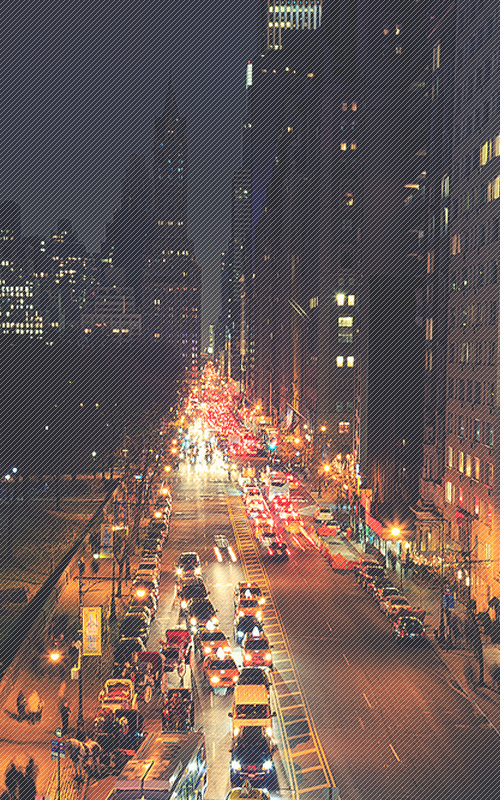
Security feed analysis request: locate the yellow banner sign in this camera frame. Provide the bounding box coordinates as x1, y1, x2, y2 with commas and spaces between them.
82, 606, 102, 656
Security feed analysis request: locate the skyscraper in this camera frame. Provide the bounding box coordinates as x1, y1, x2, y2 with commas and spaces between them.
100, 153, 152, 300
142, 80, 201, 379
262, 1, 322, 50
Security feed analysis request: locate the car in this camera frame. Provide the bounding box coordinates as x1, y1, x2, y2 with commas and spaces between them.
235, 615, 264, 645
267, 542, 290, 561
366, 575, 391, 594
393, 615, 425, 641
252, 512, 274, 531
376, 585, 400, 604
242, 633, 273, 668
177, 579, 208, 612
234, 583, 265, 608
359, 565, 385, 588
225, 789, 270, 800
127, 595, 157, 618
189, 598, 218, 634
284, 473, 300, 490
237, 667, 271, 692
322, 519, 341, 531
123, 608, 152, 627
247, 501, 266, 517
383, 596, 411, 617
142, 540, 163, 557
147, 520, 168, 538
136, 562, 161, 580
118, 617, 149, 644
130, 581, 159, 604
204, 654, 240, 691
244, 487, 263, 503
236, 596, 263, 622
176, 552, 202, 579
314, 507, 334, 522
200, 629, 232, 657
214, 535, 238, 563
112, 639, 146, 674
230, 726, 277, 787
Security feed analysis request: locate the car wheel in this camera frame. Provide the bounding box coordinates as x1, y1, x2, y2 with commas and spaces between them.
143, 685, 153, 703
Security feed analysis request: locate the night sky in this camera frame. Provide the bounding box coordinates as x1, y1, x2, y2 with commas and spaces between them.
0, 0, 258, 331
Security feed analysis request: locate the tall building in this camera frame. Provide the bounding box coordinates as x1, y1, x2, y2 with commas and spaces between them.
262, 1, 322, 51
417, 0, 500, 611
218, 63, 252, 389
100, 153, 152, 301
0, 201, 22, 280
142, 81, 201, 379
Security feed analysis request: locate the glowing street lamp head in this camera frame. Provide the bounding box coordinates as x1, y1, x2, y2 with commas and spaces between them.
49, 651, 61, 663
323, 464, 331, 473
136, 588, 146, 598
391, 527, 400, 537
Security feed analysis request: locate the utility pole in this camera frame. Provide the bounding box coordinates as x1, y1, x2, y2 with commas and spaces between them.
77, 558, 85, 737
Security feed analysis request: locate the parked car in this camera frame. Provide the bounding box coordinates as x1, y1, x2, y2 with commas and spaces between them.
383, 596, 411, 617
314, 507, 334, 522
393, 615, 425, 641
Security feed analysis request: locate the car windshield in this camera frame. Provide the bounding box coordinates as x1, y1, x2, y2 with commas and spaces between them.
366, 566, 384, 575
238, 616, 261, 631
209, 660, 237, 670
238, 669, 268, 684
180, 554, 198, 565
319, 508, 330, 513
240, 599, 258, 608
245, 639, 269, 650
235, 704, 270, 719
162, 648, 178, 660
201, 631, 226, 641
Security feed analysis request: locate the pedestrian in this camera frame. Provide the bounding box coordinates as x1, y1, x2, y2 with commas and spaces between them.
21, 760, 36, 800
4, 764, 20, 800
60, 700, 70, 735
16, 692, 26, 720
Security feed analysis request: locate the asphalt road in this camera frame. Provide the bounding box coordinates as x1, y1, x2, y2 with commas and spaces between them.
261, 488, 500, 800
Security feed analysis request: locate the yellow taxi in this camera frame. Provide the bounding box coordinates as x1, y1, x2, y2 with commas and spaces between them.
241, 633, 273, 668
199, 629, 232, 657
234, 583, 265, 608
235, 595, 263, 622
204, 651, 240, 691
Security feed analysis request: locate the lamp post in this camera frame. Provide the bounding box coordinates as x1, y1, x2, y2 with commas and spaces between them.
77, 558, 85, 737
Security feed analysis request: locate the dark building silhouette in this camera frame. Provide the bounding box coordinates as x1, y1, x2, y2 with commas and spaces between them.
100, 153, 152, 301
142, 80, 201, 381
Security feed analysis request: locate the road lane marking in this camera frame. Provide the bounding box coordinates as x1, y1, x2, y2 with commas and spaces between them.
342, 653, 350, 665
277, 691, 302, 698
292, 748, 317, 757
281, 704, 304, 710
362, 692, 372, 708
358, 717, 365, 729
299, 765, 324, 773
298, 784, 330, 793
389, 744, 401, 762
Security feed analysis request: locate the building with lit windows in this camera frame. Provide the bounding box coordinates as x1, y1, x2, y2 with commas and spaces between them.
0, 281, 43, 337
0, 201, 22, 281
142, 81, 201, 379
263, 2, 322, 50
415, 0, 500, 611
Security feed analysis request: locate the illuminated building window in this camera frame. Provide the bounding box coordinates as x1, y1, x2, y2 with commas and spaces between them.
309, 296, 318, 309
346, 356, 354, 367
336, 356, 344, 367
445, 481, 453, 504
336, 294, 345, 306
351, 143, 357, 150
338, 317, 353, 327
342, 102, 348, 111
447, 446, 453, 468
340, 142, 347, 151
348, 295, 355, 306
351, 102, 357, 111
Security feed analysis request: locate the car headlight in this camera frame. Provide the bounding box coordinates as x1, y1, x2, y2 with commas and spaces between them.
176, 568, 182, 575
232, 674, 238, 682
181, 600, 188, 609
256, 611, 263, 621
210, 675, 220, 684
265, 726, 273, 737
258, 598, 265, 605
190, 617, 197, 625
265, 653, 272, 662
204, 646, 211, 655
262, 760, 273, 770
233, 726, 240, 736
238, 611, 244, 618
195, 567, 202, 575
244, 653, 252, 661
231, 760, 241, 771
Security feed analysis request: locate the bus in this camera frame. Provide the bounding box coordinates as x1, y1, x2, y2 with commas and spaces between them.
108, 730, 206, 800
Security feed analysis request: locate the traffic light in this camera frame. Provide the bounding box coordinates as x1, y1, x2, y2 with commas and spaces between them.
268, 440, 277, 451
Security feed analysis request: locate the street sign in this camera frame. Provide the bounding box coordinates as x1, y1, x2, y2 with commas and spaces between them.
55, 727, 62, 738
51, 741, 65, 760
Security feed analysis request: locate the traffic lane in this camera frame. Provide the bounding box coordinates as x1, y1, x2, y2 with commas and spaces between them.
264, 546, 500, 800
155, 468, 245, 800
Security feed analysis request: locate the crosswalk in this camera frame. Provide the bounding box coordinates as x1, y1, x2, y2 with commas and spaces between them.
226, 494, 337, 800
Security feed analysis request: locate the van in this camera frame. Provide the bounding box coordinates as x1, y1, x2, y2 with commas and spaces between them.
230, 684, 273, 739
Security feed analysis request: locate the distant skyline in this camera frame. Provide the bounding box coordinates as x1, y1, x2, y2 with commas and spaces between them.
0, 0, 259, 334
